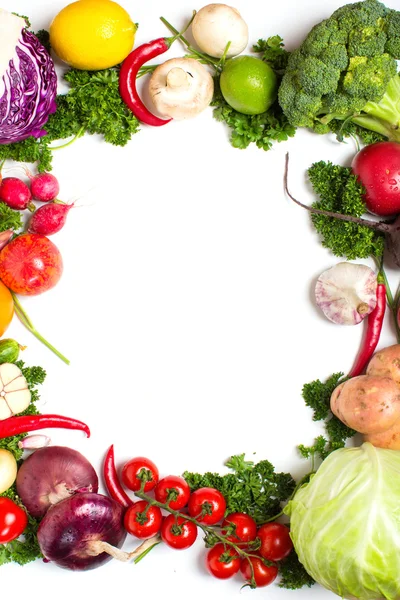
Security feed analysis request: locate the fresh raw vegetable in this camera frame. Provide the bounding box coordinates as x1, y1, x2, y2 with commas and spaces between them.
103, 444, 133, 508
191, 4, 249, 58
28, 202, 73, 236
154, 475, 191, 510
348, 277, 386, 377
0, 497, 28, 543
0, 233, 63, 295
121, 456, 159, 492
0, 281, 14, 337
278, 0, 400, 143
0, 448, 17, 493
0, 363, 31, 420
148, 58, 214, 120
206, 543, 240, 579
285, 154, 400, 268
220, 56, 278, 115
0, 178, 35, 212
17, 434, 50, 450
27, 171, 60, 203
330, 374, 400, 435
37, 492, 126, 571
187, 487, 226, 525
123, 500, 163, 539
257, 523, 293, 562
0, 10, 57, 144
315, 262, 377, 325
0, 339, 23, 365
161, 514, 198, 550
351, 141, 400, 216
367, 344, 400, 383
16, 445, 98, 518
119, 38, 174, 126
221, 512, 257, 544
240, 556, 278, 587
49, 0, 136, 71
0, 413, 90, 440
286, 443, 400, 599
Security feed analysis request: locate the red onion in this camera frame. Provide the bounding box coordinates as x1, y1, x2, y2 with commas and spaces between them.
37, 493, 127, 571
16, 446, 98, 518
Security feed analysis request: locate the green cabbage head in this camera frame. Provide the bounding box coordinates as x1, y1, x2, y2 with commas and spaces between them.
285, 443, 400, 600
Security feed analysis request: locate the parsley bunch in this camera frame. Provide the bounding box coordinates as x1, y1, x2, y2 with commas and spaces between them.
0, 362, 46, 566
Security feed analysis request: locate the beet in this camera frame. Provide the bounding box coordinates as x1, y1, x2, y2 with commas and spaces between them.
37, 492, 127, 571
16, 446, 98, 518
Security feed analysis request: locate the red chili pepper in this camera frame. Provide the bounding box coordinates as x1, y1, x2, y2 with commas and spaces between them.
103, 444, 133, 508
0, 414, 90, 439
348, 280, 386, 378
119, 38, 173, 127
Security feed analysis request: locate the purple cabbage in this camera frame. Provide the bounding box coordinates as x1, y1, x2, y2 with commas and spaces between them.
0, 29, 57, 144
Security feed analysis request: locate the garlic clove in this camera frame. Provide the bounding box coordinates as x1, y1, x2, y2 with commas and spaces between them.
0, 362, 31, 420
315, 262, 377, 325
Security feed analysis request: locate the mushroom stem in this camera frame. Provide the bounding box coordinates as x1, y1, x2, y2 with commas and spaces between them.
166, 68, 191, 91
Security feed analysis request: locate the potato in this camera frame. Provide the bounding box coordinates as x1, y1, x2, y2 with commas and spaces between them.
364, 419, 400, 450
330, 375, 400, 434
367, 344, 400, 384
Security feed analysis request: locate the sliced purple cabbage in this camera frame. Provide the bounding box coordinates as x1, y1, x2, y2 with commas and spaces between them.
0, 28, 57, 144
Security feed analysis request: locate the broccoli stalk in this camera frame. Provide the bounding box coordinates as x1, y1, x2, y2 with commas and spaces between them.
350, 74, 400, 142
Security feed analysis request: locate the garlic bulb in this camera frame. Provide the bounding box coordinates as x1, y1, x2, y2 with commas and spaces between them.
315, 262, 377, 325
0, 363, 31, 420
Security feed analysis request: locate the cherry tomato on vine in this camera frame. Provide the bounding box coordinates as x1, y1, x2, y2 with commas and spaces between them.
240, 555, 278, 587
206, 543, 240, 579
161, 514, 198, 550
123, 500, 162, 539
188, 487, 226, 525
221, 512, 257, 544
257, 522, 293, 561
121, 456, 159, 492
0, 497, 28, 543
155, 475, 191, 510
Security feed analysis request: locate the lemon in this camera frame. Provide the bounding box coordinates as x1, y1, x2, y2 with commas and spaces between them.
49, 0, 136, 70
220, 56, 278, 115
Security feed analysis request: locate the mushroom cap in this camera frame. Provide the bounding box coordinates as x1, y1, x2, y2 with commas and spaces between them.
191, 4, 249, 58
148, 58, 214, 120
315, 262, 377, 325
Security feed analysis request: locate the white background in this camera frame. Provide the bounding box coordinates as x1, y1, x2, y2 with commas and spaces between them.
1, 0, 399, 598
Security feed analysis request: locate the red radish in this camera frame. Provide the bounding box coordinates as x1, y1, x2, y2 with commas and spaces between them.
0, 177, 35, 211
29, 172, 60, 202
28, 202, 73, 236
351, 141, 400, 216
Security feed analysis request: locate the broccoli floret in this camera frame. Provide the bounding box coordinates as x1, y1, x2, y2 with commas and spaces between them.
278, 0, 400, 142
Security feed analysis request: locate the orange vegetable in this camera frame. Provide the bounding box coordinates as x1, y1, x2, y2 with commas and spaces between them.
0, 279, 14, 336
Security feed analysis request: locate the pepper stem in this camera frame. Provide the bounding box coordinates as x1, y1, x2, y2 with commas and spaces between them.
160, 15, 221, 69
12, 293, 70, 365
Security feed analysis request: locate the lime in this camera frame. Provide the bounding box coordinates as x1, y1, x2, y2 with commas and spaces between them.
219, 56, 278, 115
49, 0, 136, 71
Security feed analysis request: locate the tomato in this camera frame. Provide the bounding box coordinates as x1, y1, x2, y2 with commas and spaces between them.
221, 513, 257, 545
257, 522, 293, 561
161, 514, 198, 550
240, 555, 278, 587
206, 543, 240, 579
0, 234, 63, 295
351, 141, 400, 216
0, 497, 28, 543
0, 280, 13, 336
121, 456, 159, 493
155, 475, 191, 510
123, 500, 162, 539
188, 487, 226, 525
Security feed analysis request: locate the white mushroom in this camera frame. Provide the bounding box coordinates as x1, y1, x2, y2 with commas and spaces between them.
191, 4, 248, 58
315, 262, 378, 325
148, 58, 214, 120
0, 363, 31, 420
